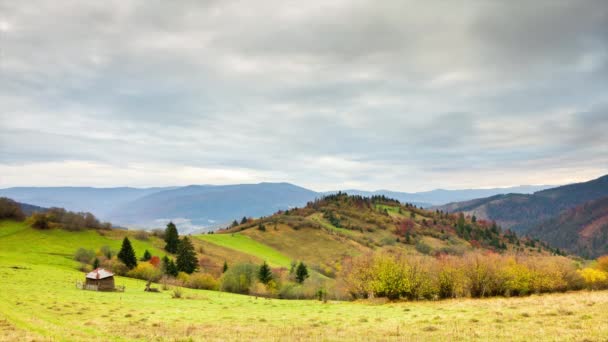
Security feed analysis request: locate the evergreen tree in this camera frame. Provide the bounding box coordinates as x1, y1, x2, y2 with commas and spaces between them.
240, 216, 248, 224
162, 255, 178, 277
176, 236, 198, 274
222, 261, 228, 273
141, 249, 152, 261
258, 261, 273, 284
295, 262, 309, 284
92, 257, 100, 269
231, 220, 239, 227
118, 237, 137, 269
164, 221, 180, 253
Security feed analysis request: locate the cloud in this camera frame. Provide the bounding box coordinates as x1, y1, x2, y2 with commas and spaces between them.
0, 0, 607, 191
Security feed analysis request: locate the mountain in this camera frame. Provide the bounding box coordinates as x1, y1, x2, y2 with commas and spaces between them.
529, 196, 608, 258
436, 174, 608, 232
0, 187, 174, 219
0, 183, 555, 233
107, 183, 319, 232
17, 201, 47, 216
336, 185, 552, 207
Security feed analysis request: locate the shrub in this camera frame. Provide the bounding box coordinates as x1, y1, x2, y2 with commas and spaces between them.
74, 248, 96, 264
220, 263, 258, 294
415, 241, 432, 255
172, 287, 183, 298
127, 262, 162, 281
133, 230, 149, 241
578, 268, 608, 290
0, 197, 26, 221
187, 273, 219, 290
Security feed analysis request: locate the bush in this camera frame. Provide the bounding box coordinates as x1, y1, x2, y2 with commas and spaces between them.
187, 273, 219, 290
172, 288, 183, 298
74, 248, 96, 264
220, 263, 258, 294
415, 241, 432, 255
0, 197, 25, 221
101, 258, 129, 276
133, 230, 149, 241
127, 262, 162, 281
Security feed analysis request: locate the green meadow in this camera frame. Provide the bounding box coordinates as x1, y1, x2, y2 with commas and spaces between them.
196, 233, 292, 268
2, 220, 608, 341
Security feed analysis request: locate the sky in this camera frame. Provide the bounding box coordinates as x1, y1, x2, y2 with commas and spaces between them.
1, 0, 607, 192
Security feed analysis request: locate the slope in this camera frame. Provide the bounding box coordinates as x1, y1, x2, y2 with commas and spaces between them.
435, 174, 608, 232
529, 196, 608, 258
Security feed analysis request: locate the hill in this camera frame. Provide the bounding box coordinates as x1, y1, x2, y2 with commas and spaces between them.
435, 174, 608, 232
208, 193, 557, 278
529, 196, 608, 258
2, 222, 608, 341
0, 183, 552, 232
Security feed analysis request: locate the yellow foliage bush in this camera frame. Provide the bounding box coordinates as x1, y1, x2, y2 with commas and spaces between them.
577, 268, 608, 290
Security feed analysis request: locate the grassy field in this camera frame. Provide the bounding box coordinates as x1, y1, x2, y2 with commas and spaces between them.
195, 233, 292, 268
2, 220, 608, 341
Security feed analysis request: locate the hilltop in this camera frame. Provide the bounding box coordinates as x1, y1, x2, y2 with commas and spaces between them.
212, 193, 557, 277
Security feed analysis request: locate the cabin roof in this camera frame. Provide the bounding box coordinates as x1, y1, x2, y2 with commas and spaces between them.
86, 268, 114, 280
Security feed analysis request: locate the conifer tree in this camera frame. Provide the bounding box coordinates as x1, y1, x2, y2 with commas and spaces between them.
164, 221, 179, 253
92, 257, 100, 269
118, 237, 137, 269
222, 261, 228, 273
258, 261, 273, 284
240, 216, 248, 224
176, 236, 198, 274
295, 262, 309, 284
141, 249, 152, 261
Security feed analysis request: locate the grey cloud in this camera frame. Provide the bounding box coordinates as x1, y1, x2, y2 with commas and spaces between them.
1, 0, 607, 191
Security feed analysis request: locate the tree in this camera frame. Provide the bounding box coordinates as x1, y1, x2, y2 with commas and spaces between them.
258, 261, 273, 284
92, 257, 100, 269
30, 212, 49, 229
164, 222, 179, 253
162, 256, 178, 277
240, 216, 248, 224
223, 261, 228, 273
231, 220, 239, 227
295, 262, 309, 284
118, 237, 137, 269
176, 236, 198, 274
141, 249, 152, 261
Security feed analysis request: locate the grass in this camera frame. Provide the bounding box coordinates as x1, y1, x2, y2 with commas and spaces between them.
2, 220, 608, 341
195, 233, 292, 268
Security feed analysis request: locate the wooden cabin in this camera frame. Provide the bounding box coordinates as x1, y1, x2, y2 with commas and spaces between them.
85, 268, 115, 291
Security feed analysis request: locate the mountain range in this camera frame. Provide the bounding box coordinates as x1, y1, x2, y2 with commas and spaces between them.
436, 174, 608, 257
0, 183, 550, 233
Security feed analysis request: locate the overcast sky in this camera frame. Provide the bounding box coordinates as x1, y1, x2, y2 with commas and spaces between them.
1, 0, 607, 191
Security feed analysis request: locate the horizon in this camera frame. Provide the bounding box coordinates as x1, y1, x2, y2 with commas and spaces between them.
1, 1, 607, 192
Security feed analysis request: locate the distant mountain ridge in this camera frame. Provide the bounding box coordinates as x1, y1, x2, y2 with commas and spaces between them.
529, 196, 608, 258
335, 185, 552, 207
436, 174, 608, 233
0, 183, 559, 233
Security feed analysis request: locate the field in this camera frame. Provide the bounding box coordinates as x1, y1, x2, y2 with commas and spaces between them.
2, 220, 608, 341
196, 233, 292, 268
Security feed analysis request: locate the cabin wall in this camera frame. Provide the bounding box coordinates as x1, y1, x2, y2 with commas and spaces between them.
85, 277, 115, 291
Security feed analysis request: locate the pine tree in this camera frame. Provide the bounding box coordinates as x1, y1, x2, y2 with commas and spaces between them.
118, 237, 137, 269
240, 216, 248, 224
92, 257, 100, 269
141, 249, 152, 261
258, 261, 273, 284
295, 262, 309, 284
162, 256, 178, 277
176, 236, 198, 274
164, 221, 180, 253
231, 220, 239, 227
222, 261, 228, 273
